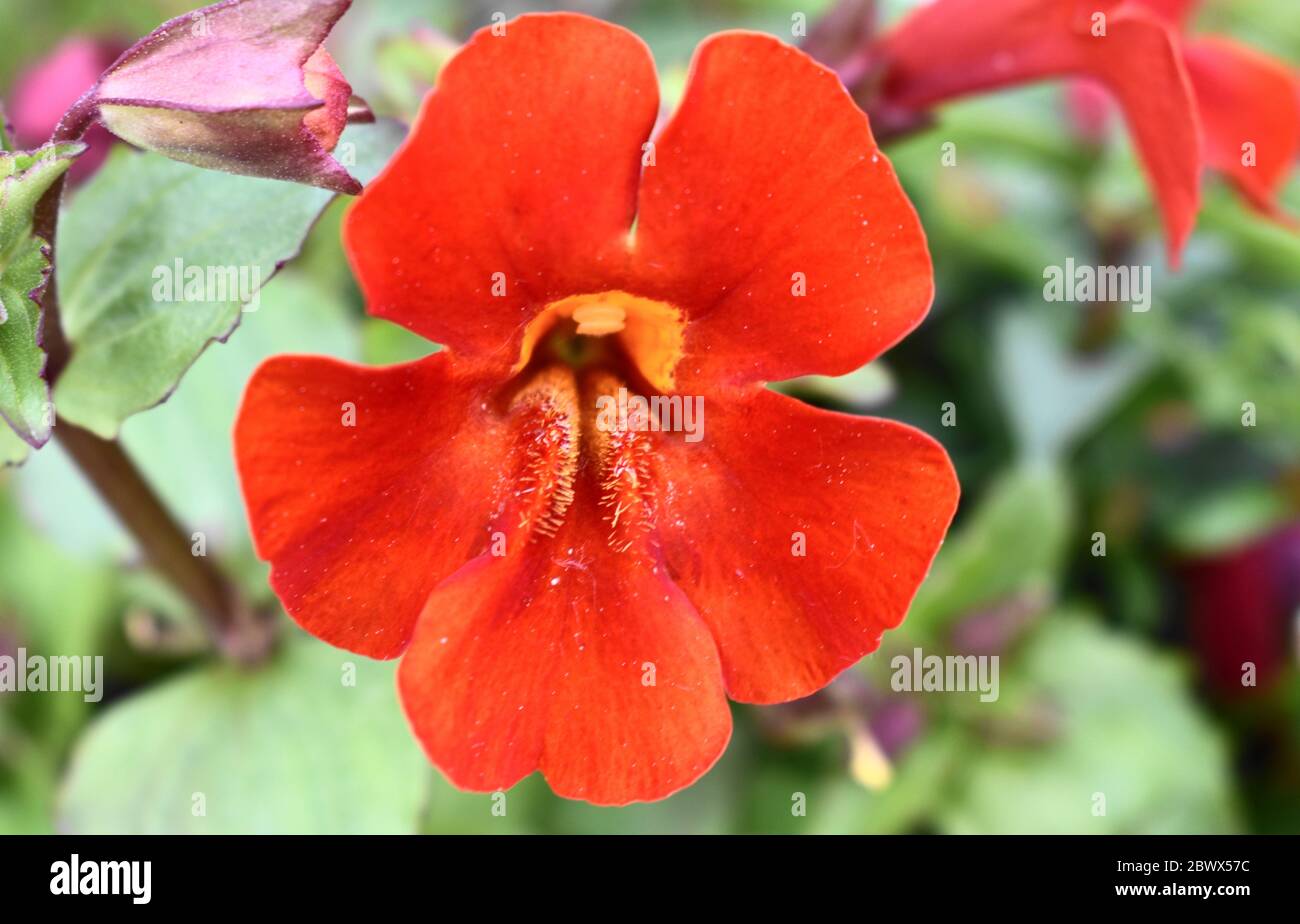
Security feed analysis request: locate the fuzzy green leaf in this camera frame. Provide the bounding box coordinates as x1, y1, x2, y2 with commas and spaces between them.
0, 142, 83, 448
58, 638, 430, 834
53, 120, 403, 438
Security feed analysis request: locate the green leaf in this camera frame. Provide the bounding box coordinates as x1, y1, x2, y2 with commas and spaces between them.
58, 638, 430, 834
373, 31, 456, 121
1137, 295, 1300, 452
906, 463, 1072, 638
420, 772, 550, 835
0, 491, 118, 750
0, 238, 55, 448
804, 728, 965, 834
0, 410, 30, 464
0, 143, 83, 252
14, 270, 359, 559
0, 491, 116, 659
53, 120, 404, 438
360, 317, 438, 366
1165, 483, 1292, 556
939, 611, 1240, 834
0, 143, 83, 446
0, 710, 57, 834
771, 361, 894, 409
996, 311, 1151, 462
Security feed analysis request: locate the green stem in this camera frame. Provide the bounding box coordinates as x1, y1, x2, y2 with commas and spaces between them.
31, 94, 273, 662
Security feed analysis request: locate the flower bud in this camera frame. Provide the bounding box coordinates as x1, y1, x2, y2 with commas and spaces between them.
90, 0, 361, 193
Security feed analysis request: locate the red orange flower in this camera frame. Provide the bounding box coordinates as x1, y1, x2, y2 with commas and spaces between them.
875, 0, 1203, 262
234, 13, 959, 804
872, 0, 1300, 255
1129, 0, 1300, 223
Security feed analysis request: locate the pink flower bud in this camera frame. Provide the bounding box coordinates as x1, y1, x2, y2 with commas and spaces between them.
90, 0, 361, 193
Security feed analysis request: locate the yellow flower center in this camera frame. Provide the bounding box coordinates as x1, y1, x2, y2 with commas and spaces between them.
513, 290, 685, 393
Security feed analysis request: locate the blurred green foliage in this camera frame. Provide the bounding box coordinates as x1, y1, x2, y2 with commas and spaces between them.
1, 0, 1297, 834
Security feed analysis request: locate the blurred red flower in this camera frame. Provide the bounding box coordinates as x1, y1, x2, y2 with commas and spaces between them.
8, 38, 123, 182
235, 13, 959, 804
1184, 523, 1300, 697
1132, 0, 1300, 223
1068, 0, 1300, 224
869, 0, 1300, 256
874, 0, 1203, 263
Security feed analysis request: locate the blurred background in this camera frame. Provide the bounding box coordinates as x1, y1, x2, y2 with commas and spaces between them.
1, 0, 1297, 834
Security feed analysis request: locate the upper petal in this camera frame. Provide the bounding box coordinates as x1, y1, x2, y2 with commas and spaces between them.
655, 387, 959, 703
234, 353, 508, 658
1183, 36, 1300, 222
1128, 0, 1200, 31
343, 13, 659, 370
634, 32, 933, 388
397, 497, 731, 805
879, 0, 1202, 264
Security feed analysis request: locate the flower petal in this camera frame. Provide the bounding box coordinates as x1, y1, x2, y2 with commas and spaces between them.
1183, 36, 1300, 221
302, 47, 350, 152
1129, 0, 1199, 30
655, 388, 959, 703
634, 32, 932, 387
234, 353, 508, 659
398, 508, 731, 805
879, 0, 1201, 263
344, 13, 659, 368
1183, 523, 1300, 697
1065, 78, 1116, 144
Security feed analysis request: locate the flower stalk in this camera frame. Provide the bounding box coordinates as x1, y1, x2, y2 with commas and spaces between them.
32, 94, 274, 663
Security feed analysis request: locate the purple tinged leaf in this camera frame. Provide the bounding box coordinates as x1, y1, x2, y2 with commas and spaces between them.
0, 142, 86, 449
0, 102, 13, 153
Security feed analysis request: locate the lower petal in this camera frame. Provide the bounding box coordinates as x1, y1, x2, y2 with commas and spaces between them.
397, 484, 731, 805
655, 388, 959, 703
343, 13, 659, 368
